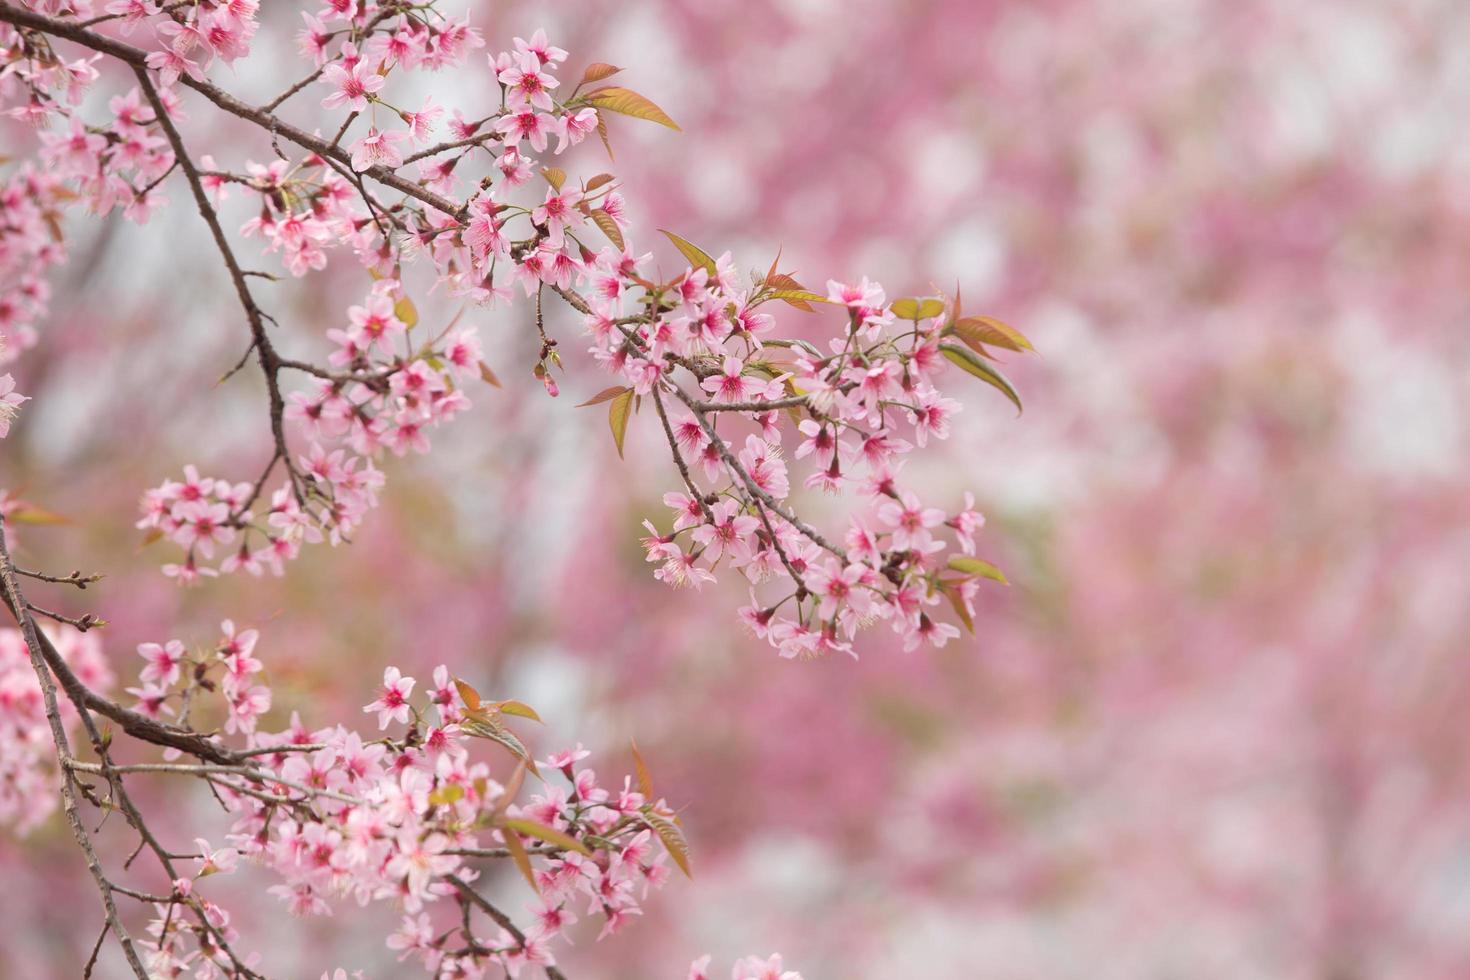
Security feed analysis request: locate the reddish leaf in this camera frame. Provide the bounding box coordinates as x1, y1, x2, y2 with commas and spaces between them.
580, 62, 622, 85
576, 385, 630, 407
502, 825, 539, 893
630, 739, 654, 799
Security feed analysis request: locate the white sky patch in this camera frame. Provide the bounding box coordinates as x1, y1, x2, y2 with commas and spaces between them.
1337, 312, 1465, 478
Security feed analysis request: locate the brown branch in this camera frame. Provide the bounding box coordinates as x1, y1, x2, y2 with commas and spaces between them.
0, 4, 466, 219
667, 383, 848, 560
448, 875, 571, 980
650, 386, 716, 525
15, 566, 103, 588
693, 395, 810, 413
132, 65, 306, 505
0, 516, 149, 979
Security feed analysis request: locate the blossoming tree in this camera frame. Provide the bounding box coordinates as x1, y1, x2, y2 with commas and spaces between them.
0, 0, 1031, 975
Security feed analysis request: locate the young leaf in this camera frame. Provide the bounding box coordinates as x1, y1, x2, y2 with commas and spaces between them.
764, 272, 807, 291
580, 62, 622, 85
577, 385, 630, 407
503, 817, 593, 856
892, 297, 947, 320
428, 783, 465, 806
630, 739, 654, 799
938, 343, 1023, 415
890, 297, 921, 320
659, 230, 718, 276
495, 700, 542, 723
584, 86, 680, 130
12, 505, 72, 526
501, 825, 540, 893
461, 711, 540, 775
394, 296, 418, 329
492, 760, 527, 823
541, 166, 566, 191
584, 173, 616, 193
608, 388, 634, 458
454, 677, 483, 711
764, 288, 829, 311
590, 208, 624, 249
763, 337, 823, 358
947, 556, 1010, 584
644, 810, 692, 878
596, 114, 614, 160
478, 361, 502, 388
937, 580, 976, 634
950, 315, 1034, 354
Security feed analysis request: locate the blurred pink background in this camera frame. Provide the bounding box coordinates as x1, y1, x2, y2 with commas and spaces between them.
5, 0, 1470, 977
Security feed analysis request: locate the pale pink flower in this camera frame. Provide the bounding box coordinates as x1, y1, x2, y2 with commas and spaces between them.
0, 375, 28, 438
349, 127, 408, 172
363, 667, 415, 729
137, 639, 186, 687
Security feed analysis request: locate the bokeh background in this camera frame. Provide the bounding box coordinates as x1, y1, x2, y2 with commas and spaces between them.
5, 0, 1470, 977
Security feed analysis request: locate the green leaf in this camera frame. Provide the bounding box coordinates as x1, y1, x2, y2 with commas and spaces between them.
503, 818, 592, 856
608, 388, 634, 458
495, 700, 542, 723
946, 556, 1009, 584
11, 505, 71, 526
584, 86, 680, 130
658, 229, 717, 276
428, 783, 465, 806
763, 337, 823, 358
764, 288, 830, 311
939, 342, 1023, 414
949, 315, 1034, 354
394, 295, 418, 329
891, 297, 945, 320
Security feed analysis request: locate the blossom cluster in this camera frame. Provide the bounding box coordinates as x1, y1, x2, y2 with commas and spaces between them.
134, 280, 483, 583
126, 620, 687, 978
0, 164, 62, 438
0, 624, 112, 833
0, 165, 69, 366
4, 0, 1016, 651
591, 259, 998, 657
